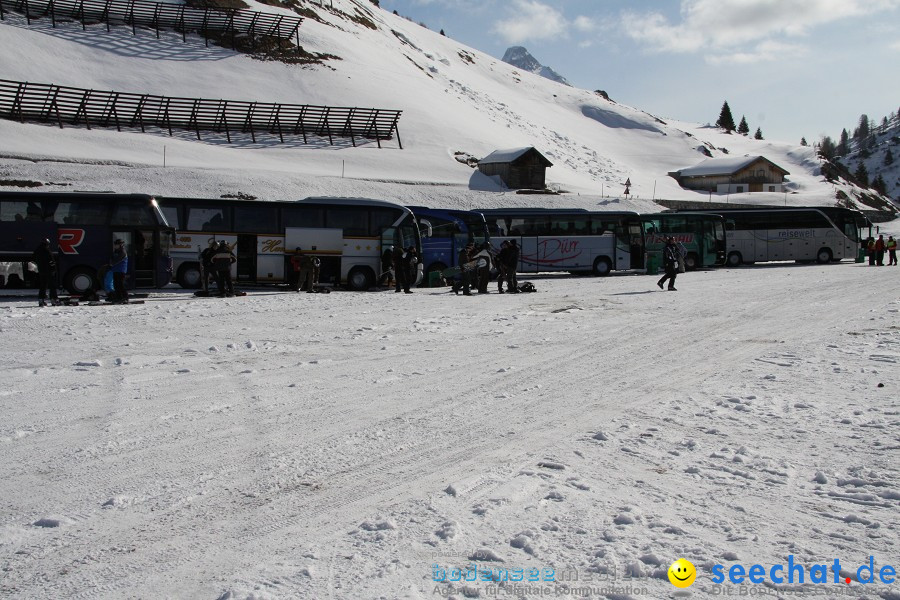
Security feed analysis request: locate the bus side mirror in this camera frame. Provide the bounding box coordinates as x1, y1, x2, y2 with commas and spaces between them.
419, 219, 433, 239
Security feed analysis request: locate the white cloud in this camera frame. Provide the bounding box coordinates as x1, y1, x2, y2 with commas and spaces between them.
890, 40, 900, 51
706, 40, 808, 65
490, 0, 568, 44
622, 0, 900, 58
573, 16, 596, 33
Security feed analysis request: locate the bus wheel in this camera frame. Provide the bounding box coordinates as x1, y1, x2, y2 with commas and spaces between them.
592, 257, 612, 277
684, 253, 699, 271
64, 266, 98, 295
347, 266, 374, 291
177, 262, 202, 289
816, 248, 833, 264
726, 252, 743, 267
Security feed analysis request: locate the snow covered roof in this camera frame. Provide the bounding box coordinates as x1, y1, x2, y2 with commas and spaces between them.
673, 155, 789, 177
479, 147, 551, 165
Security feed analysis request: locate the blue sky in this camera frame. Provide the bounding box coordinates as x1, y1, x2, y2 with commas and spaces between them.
380, 0, 900, 145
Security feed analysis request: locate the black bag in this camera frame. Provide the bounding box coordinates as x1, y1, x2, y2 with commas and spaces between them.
518, 282, 536, 293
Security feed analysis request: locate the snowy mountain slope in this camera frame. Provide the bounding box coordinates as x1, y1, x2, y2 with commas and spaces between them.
0, 0, 890, 211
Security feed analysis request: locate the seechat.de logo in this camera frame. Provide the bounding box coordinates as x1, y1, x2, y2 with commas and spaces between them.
668, 558, 697, 588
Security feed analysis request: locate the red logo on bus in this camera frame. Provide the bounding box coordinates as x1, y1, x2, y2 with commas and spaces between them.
58, 229, 85, 254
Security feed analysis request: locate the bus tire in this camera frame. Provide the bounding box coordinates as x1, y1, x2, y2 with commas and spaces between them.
816, 248, 833, 264
592, 256, 612, 277
177, 262, 202, 289
347, 266, 375, 291
726, 252, 743, 267
684, 252, 699, 271
64, 266, 98, 295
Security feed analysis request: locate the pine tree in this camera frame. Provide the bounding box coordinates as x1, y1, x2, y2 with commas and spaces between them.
872, 174, 887, 195
818, 136, 836, 160
716, 101, 736, 132
737, 116, 749, 135
854, 162, 869, 188
754, 127, 763, 140
440, 29, 445, 36
800, 137, 808, 146
854, 114, 870, 141
837, 129, 850, 156
885, 148, 895, 166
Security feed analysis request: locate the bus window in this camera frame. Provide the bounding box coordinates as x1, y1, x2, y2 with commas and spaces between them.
282, 206, 324, 229
370, 208, 400, 236
234, 204, 277, 233
111, 201, 157, 226
590, 219, 615, 235
159, 204, 181, 230
52, 201, 110, 225
0, 201, 30, 222
187, 206, 230, 232
550, 217, 588, 235
326, 208, 368, 236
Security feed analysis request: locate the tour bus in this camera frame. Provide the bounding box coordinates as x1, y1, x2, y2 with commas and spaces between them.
476, 208, 645, 275
642, 212, 727, 270
158, 196, 423, 290
0, 192, 174, 294
670, 207, 868, 266
406, 206, 490, 277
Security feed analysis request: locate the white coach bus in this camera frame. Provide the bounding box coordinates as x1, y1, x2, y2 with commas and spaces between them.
158, 196, 423, 290
671, 207, 869, 266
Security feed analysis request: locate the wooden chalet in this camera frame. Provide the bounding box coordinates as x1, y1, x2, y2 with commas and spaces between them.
477, 147, 553, 190
669, 156, 790, 194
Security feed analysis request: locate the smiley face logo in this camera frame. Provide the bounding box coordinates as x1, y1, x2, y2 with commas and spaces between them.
668, 558, 697, 588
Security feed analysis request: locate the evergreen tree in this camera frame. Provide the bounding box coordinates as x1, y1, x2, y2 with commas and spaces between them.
885, 147, 895, 166
854, 114, 870, 141
882, 116, 890, 132
737, 116, 749, 135
800, 137, 808, 146
754, 127, 763, 140
716, 101, 736, 132
818, 136, 836, 160
867, 134, 877, 149
837, 129, 850, 156
440, 29, 445, 36
872, 174, 887, 195
854, 162, 869, 188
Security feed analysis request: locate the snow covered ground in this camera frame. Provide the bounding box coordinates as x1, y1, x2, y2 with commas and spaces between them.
2, 256, 899, 599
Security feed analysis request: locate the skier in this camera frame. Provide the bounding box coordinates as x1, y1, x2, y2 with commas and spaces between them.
657, 237, 680, 291
32, 238, 58, 307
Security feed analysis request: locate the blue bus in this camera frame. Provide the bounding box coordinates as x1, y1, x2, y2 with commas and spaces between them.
0, 192, 174, 294
406, 206, 490, 277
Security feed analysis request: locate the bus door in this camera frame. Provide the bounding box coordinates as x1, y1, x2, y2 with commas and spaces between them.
615, 221, 644, 270
131, 230, 156, 288
236, 234, 256, 282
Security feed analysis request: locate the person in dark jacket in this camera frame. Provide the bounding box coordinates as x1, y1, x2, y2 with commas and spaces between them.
496, 241, 510, 293
398, 246, 417, 293
212, 240, 236, 297
393, 245, 412, 293
454, 243, 474, 295
475, 243, 492, 294
378, 247, 395, 287
109, 238, 129, 303
657, 237, 680, 291
32, 238, 58, 307
505, 239, 519, 293
200, 239, 217, 294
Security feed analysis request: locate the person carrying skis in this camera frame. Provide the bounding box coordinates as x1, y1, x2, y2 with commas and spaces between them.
657, 237, 680, 291
32, 238, 58, 307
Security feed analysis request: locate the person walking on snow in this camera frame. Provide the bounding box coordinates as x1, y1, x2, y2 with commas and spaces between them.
657, 237, 680, 291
